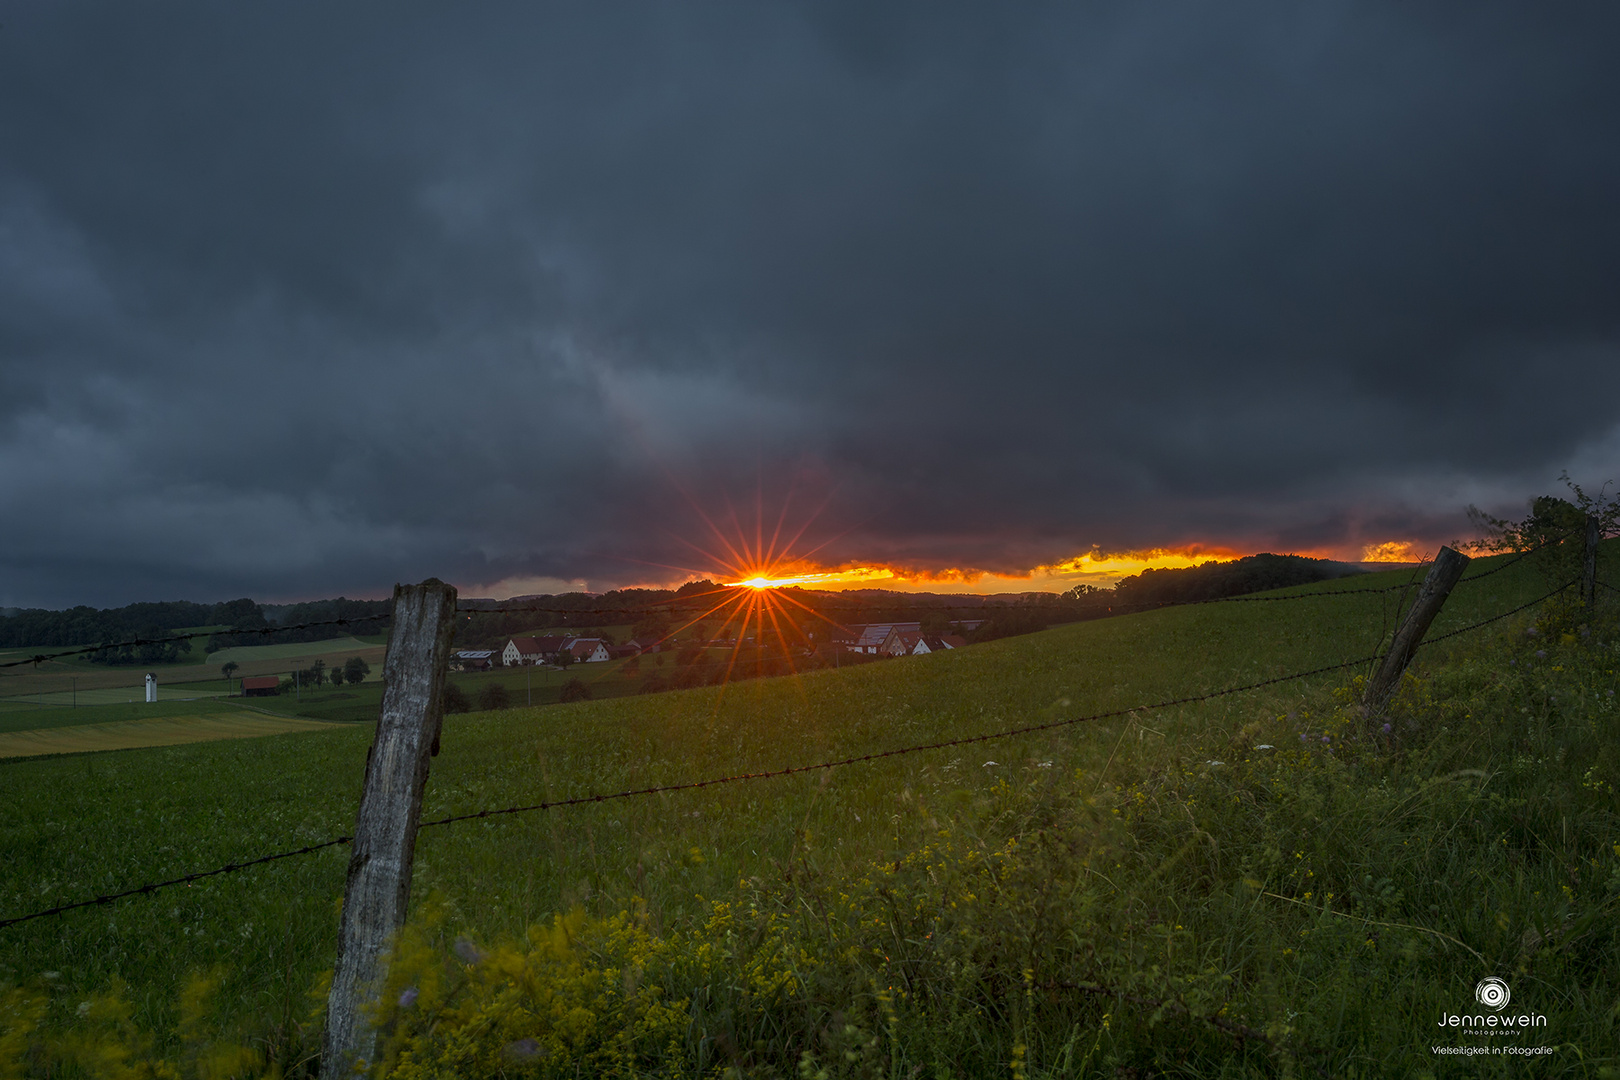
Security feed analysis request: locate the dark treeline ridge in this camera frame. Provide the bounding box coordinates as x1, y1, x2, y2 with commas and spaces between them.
1102, 553, 1365, 609
0, 596, 390, 663
0, 599, 260, 652
228, 597, 392, 648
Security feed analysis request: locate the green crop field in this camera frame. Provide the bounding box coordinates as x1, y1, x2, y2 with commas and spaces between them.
2, 546, 1618, 1077
205, 635, 385, 666
0, 712, 342, 759
0, 699, 251, 736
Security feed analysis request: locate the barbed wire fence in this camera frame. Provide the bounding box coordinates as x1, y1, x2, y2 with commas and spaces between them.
0, 568, 1584, 935
0, 526, 1610, 1075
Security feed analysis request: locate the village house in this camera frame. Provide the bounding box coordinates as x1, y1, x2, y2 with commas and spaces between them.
914, 634, 967, 655
844, 622, 922, 655
879, 628, 925, 657
502, 637, 544, 666
502, 636, 568, 666
454, 649, 496, 671
567, 637, 612, 663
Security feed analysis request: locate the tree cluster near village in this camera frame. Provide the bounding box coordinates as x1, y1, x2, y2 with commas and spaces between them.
271, 656, 372, 695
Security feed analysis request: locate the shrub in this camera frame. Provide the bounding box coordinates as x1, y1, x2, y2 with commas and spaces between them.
442, 683, 472, 714
559, 678, 592, 704
478, 683, 511, 712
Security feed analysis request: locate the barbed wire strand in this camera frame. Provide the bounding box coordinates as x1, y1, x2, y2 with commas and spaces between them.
2, 580, 1568, 933
0, 837, 352, 931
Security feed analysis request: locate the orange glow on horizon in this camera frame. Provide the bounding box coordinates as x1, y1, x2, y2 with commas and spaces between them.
1361, 540, 1421, 563
716, 545, 1257, 593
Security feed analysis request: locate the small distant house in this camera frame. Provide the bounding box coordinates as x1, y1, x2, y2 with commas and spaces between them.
627, 637, 664, 654
454, 650, 496, 672
608, 643, 641, 660
241, 675, 280, 697
503, 638, 545, 666
568, 637, 611, 663
880, 628, 925, 658
916, 634, 966, 654
846, 622, 922, 655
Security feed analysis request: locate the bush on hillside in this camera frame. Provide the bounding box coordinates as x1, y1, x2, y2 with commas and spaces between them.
478, 683, 511, 712
442, 682, 472, 714
559, 678, 592, 703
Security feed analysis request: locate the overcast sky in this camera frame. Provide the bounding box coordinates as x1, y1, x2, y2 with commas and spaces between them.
3, 2, 1618, 607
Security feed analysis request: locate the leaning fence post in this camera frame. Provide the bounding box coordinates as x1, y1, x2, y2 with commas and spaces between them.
1363, 546, 1470, 719
1584, 514, 1600, 609
323, 579, 457, 1076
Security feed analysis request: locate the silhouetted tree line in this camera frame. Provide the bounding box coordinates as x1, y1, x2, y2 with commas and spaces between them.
0, 599, 243, 649
0, 595, 391, 662
208, 597, 390, 651
1104, 554, 1361, 609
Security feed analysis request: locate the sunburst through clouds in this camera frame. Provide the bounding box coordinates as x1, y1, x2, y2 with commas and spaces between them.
647, 496, 857, 690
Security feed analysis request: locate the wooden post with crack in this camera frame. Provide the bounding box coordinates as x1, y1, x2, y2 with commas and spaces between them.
322, 579, 457, 1076
1363, 546, 1470, 719
1583, 514, 1600, 609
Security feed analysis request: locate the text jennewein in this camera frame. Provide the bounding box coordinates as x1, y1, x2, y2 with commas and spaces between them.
1436, 1014, 1546, 1028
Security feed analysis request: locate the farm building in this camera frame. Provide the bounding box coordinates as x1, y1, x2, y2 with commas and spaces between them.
880, 628, 925, 657
503, 636, 568, 666
567, 637, 611, 663
241, 675, 280, 697
916, 634, 967, 654
844, 622, 922, 655
454, 650, 496, 671
503, 638, 544, 665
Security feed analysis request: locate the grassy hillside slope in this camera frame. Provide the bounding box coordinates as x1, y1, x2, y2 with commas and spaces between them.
1, 546, 1617, 1076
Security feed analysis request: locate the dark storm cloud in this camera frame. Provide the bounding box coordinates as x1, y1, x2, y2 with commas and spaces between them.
2, 2, 1617, 606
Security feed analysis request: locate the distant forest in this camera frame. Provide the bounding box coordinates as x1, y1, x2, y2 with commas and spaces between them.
0, 555, 1363, 664
0, 596, 391, 665
1102, 553, 1365, 609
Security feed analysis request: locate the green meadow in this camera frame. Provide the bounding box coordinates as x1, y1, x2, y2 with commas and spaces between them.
2, 546, 1618, 1076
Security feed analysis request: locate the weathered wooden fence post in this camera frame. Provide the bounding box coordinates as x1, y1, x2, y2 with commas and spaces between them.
1363, 546, 1470, 719
1584, 514, 1600, 609
323, 579, 457, 1076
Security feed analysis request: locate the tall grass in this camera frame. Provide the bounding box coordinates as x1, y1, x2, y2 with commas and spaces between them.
2, 549, 1618, 1075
